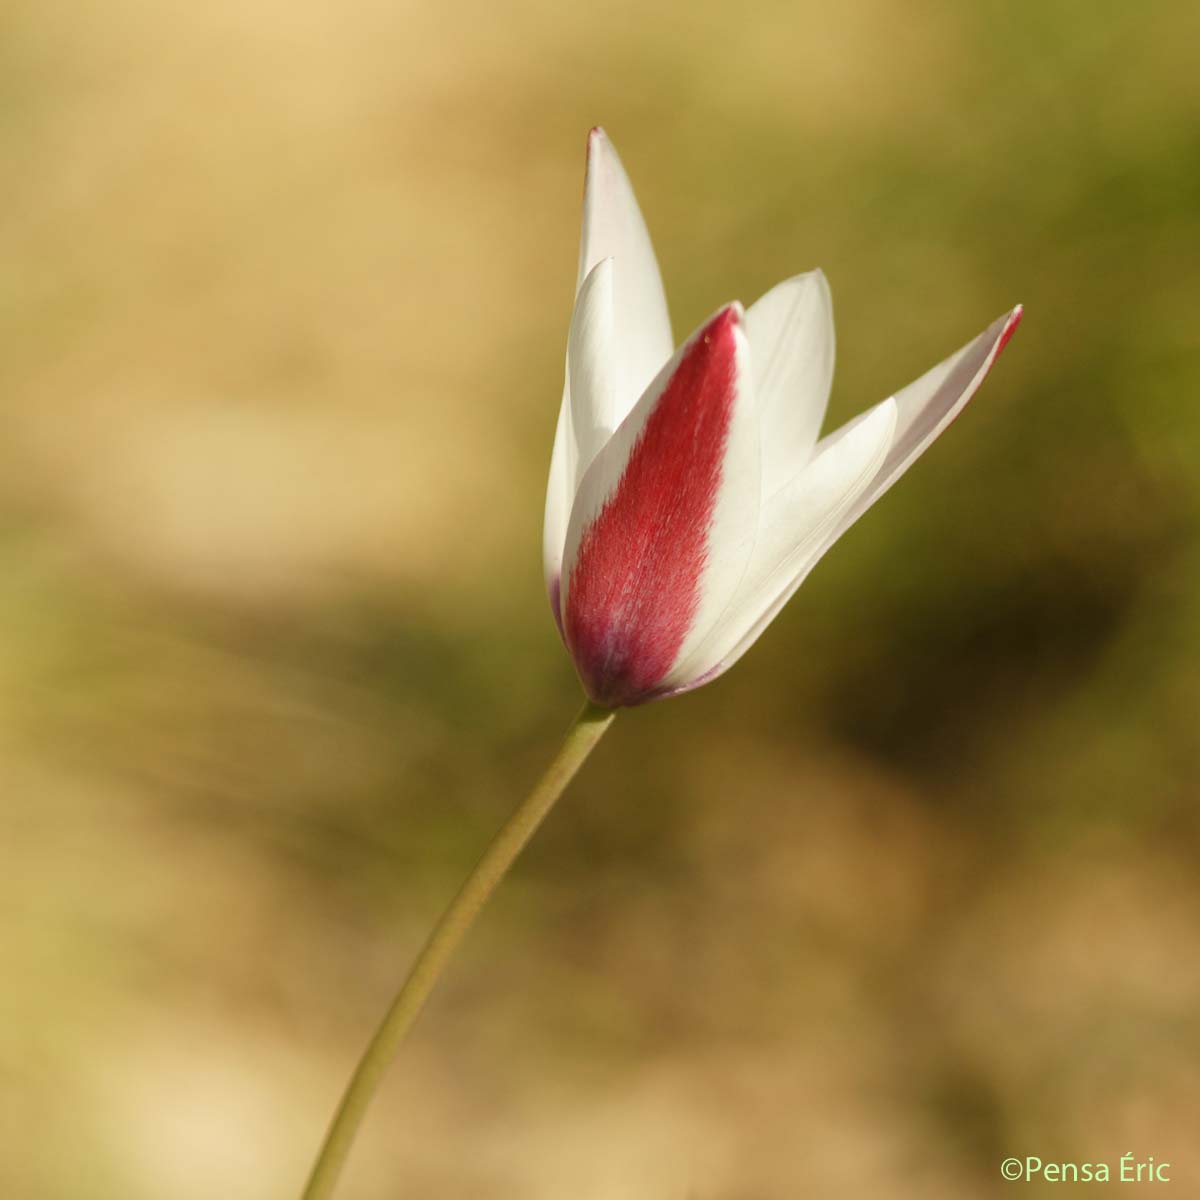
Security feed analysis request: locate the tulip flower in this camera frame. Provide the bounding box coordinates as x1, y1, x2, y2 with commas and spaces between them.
544, 128, 1021, 708
300, 129, 1023, 1200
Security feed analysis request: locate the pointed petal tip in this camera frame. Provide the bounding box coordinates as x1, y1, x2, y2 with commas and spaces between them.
582, 128, 612, 193
716, 300, 745, 327
988, 304, 1027, 360
787, 265, 830, 292
995, 304, 1023, 357
586, 254, 615, 280
773, 266, 829, 289
587, 126, 610, 153
699, 303, 746, 352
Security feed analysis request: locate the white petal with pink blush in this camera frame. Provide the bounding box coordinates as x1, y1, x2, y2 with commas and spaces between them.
543, 127, 1022, 707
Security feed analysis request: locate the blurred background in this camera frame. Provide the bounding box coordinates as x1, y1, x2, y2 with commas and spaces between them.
2, 0, 1198, 1196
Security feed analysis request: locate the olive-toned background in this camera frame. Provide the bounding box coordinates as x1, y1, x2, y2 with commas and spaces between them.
2, 1, 1198, 1196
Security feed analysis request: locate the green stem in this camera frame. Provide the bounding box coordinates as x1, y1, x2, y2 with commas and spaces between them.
300, 699, 616, 1200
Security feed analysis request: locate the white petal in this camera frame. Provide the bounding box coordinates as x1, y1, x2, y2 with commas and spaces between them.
543, 260, 618, 621
579, 128, 674, 424
745, 269, 835, 496
667, 398, 897, 688
675, 304, 1022, 686
831, 305, 1023, 539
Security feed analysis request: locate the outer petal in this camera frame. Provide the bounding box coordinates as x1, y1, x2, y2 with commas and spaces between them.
667, 398, 897, 689
560, 305, 760, 706
745, 270, 835, 496
681, 304, 1023, 686
832, 304, 1023, 539
578, 128, 674, 425
543, 130, 674, 619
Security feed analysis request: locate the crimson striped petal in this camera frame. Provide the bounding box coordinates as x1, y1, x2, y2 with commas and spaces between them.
561, 305, 760, 707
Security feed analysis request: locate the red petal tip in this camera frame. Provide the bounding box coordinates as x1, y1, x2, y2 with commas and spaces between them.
996, 305, 1023, 356
708, 303, 743, 336
696, 305, 744, 354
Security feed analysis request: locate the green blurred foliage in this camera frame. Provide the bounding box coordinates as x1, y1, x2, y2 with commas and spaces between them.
1, 0, 1198, 1196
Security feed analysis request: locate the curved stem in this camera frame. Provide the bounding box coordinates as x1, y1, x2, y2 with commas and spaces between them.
300, 699, 616, 1200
